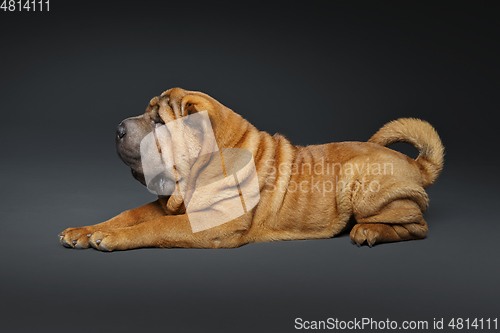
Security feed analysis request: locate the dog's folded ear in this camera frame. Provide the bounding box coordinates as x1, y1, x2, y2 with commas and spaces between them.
162, 88, 212, 118
179, 94, 226, 138
159, 88, 233, 147
181, 95, 212, 117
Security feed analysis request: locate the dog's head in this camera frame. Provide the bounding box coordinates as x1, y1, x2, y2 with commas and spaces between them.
115, 88, 243, 194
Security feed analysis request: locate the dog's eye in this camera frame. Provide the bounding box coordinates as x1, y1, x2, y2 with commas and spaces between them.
152, 110, 164, 124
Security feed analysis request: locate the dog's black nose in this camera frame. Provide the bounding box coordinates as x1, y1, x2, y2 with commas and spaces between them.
116, 123, 126, 139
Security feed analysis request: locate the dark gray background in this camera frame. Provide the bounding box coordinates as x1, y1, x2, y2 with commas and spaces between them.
1, 1, 499, 332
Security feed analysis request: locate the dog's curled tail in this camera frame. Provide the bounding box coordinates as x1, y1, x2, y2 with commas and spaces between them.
368, 118, 444, 187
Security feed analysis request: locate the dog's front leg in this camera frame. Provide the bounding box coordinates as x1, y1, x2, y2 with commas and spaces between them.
88, 214, 250, 251
59, 200, 168, 249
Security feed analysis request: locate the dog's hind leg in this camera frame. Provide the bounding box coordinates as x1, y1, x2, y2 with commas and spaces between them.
350, 200, 428, 247
350, 183, 429, 247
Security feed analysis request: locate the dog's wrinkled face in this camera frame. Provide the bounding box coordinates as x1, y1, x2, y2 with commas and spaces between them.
115, 89, 206, 193
115, 104, 159, 185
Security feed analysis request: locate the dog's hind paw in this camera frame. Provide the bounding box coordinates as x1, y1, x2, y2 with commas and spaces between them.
350, 222, 426, 246
349, 223, 391, 247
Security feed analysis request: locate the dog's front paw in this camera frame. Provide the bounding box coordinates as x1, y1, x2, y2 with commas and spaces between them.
59, 227, 93, 249
88, 230, 123, 252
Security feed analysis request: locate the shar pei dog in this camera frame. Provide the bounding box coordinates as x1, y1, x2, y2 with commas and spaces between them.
59, 88, 444, 251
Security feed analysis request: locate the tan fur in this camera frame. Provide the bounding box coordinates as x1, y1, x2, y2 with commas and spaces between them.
59, 88, 444, 251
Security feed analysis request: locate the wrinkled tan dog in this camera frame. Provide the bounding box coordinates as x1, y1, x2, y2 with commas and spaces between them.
59, 88, 444, 251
